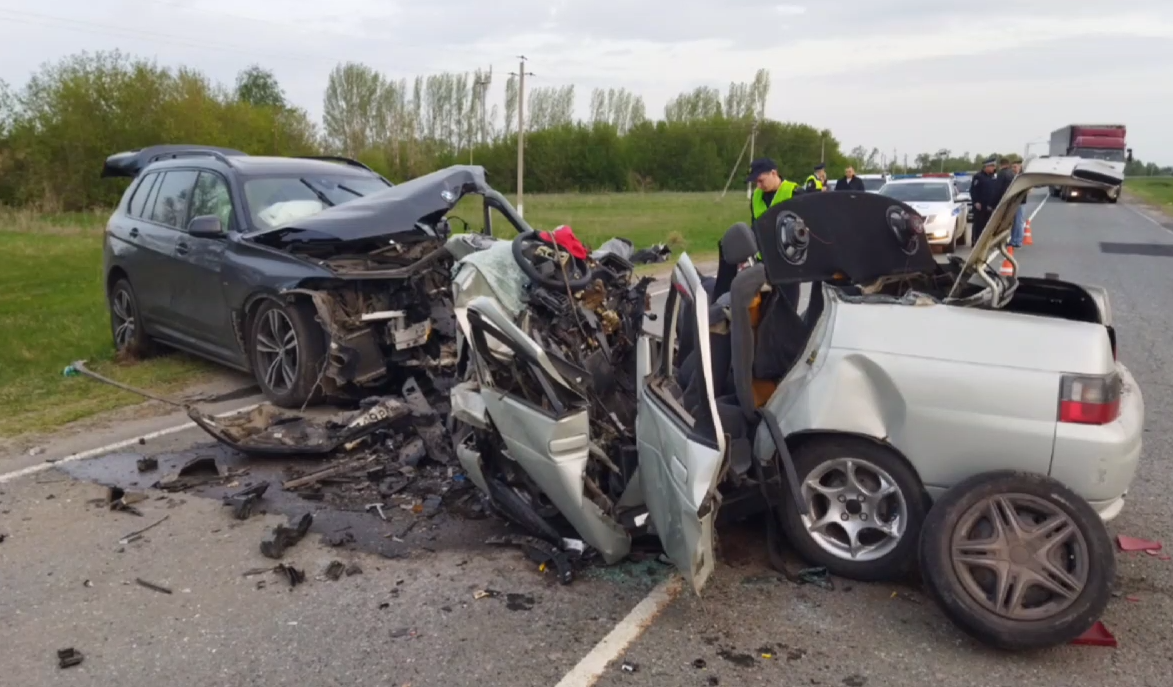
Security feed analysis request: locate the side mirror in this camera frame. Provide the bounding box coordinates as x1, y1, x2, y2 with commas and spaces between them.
1126, 148, 1134, 163
187, 215, 225, 238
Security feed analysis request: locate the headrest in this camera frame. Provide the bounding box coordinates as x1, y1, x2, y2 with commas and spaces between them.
720, 222, 757, 265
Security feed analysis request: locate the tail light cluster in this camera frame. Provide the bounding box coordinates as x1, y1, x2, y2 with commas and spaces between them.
1059, 371, 1122, 425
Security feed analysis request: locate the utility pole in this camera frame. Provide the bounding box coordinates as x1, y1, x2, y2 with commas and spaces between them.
510, 56, 534, 217
820, 134, 825, 164
471, 67, 492, 164
747, 118, 757, 198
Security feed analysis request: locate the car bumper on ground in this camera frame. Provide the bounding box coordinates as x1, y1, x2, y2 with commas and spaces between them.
1049, 362, 1144, 516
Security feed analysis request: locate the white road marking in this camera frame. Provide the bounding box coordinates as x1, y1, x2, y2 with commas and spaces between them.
0, 403, 260, 484
554, 576, 683, 687
1028, 194, 1049, 222
1124, 203, 1169, 231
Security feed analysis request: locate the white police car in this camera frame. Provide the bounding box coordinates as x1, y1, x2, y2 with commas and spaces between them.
877, 176, 970, 251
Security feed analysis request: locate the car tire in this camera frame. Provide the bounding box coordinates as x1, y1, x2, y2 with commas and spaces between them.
780, 437, 928, 582
248, 298, 326, 408
919, 470, 1114, 651
109, 278, 156, 359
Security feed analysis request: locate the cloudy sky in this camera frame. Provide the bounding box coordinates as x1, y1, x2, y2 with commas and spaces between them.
2, 0, 1171, 163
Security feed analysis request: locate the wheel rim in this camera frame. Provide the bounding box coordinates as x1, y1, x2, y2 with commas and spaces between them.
800, 457, 908, 562
255, 308, 299, 394
112, 289, 135, 350
950, 494, 1088, 621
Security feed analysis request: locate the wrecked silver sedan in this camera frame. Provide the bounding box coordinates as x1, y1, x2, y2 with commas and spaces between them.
453, 157, 1135, 651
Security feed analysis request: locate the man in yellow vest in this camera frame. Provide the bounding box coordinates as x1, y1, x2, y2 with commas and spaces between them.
748, 158, 801, 221
745, 158, 802, 309
804, 163, 828, 192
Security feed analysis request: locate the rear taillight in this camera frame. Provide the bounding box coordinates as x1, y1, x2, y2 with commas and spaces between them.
1059, 371, 1122, 425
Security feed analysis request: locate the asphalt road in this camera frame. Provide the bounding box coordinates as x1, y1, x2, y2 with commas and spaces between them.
4, 191, 1173, 686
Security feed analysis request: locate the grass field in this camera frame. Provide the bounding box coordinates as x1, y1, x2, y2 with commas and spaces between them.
0, 190, 747, 438
1125, 177, 1173, 210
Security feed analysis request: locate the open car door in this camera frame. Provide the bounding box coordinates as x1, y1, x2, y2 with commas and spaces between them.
636, 253, 726, 593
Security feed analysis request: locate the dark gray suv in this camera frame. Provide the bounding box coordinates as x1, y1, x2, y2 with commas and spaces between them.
102, 145, 517, 407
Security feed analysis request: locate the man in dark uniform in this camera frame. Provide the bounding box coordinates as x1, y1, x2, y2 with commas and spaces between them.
970, 157, 999, 243
834, 166, 866, 191
804, 163, 828, 192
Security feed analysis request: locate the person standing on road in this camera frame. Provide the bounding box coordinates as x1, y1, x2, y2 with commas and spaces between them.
1008, 161, 1027, 248
748, 158, 801, 222
805, 164, 828, 192
970, 157, 999, 242
835, 166, 866, 191
746, 157, 802, 307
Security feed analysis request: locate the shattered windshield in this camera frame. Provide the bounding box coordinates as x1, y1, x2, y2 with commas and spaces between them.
879, 182, 952, 202
1072, 148, 1126, 163
244, 176, 393, 229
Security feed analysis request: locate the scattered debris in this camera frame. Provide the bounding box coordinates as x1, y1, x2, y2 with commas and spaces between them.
473, 589, 498, 600
717, 649, 756, 668
243, 567, 276, 577
135, 577, 173, 595
136, 457, 158, 472
487, 535, 575, 585
27, 446, 45, 456
707, 677, 720, 686
57, 647, 84, 669
118, 514, 170, 544
345, 563, 363, 576
620, 661, 639, 673
890, 590, 921, 604
366, 502, 388, 521
260, 513, 313, 559
692, 659, 707, 669
274, 564, 306, 588
324, 560, 346, 581
1117, 535, 1162, 553
222, 482, 269, 520
83, 579, 93, 588
1071, 621, 1117, 647
505, 593, 536, 611
843, 675, 868, 687
797, 566, 834, 590
154, 456, 221, 492
401, 378, 455, 465
106, 486, 148, 515
0, 534, 6, 544
1126, 595, 1141, 602
326, 531, 356, 547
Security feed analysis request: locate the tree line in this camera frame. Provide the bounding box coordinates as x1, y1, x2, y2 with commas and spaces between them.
0, 50, 1079, 212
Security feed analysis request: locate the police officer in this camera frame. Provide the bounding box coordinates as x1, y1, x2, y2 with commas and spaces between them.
745, 158, 802, 309
804, 163, 828, 192
969, 157, 999, 242
747, 158, 801, 222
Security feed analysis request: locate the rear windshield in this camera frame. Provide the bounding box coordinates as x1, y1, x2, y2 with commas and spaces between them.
244, 175, 392, 228
954, 177, 972, 192
861, 178, 886, 191
878, 182, 952, 202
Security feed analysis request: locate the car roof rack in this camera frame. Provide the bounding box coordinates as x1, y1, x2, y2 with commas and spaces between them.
147, 149, 240, 166
295, 155, 378, 174
101, 145, 248, 178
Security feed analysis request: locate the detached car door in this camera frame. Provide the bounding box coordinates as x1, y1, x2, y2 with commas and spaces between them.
636, 253, 726, 593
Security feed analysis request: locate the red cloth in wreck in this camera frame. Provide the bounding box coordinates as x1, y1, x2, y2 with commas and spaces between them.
538, 225, 589, 260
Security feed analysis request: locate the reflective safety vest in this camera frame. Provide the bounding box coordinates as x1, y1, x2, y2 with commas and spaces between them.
751, 181, 799, 220
804, 175, 824, 191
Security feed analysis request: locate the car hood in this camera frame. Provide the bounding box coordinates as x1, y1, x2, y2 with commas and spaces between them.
948, 156, 1124, 299
752, 190, 939, 287
244, 165, 497, 248
905, 201, 954, 217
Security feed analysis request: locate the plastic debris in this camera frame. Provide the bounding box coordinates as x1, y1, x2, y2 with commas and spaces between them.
692, 659, 707, 669
260, 513, 313, 559
796, 566, 834, 590
487, 535, 575, 585
118, 514, 169, 544
1117, 535, 1162, 553
57, 647, 83, 669
1071, 621, 1117, 647
274, 564, 306, 588
135, 578, 173, 595
324, 560, 346, 581
136, 457, 158, 472
620, 661, 639, 673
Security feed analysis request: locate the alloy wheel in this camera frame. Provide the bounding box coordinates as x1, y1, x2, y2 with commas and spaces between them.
112, 289, 136, 350
800, 457, 908, 562
255, 308, 300, 394
950, 493, 1089, 621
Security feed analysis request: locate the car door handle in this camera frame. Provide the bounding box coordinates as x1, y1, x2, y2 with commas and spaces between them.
176, 242, 190, 256
128, 227, 139, 239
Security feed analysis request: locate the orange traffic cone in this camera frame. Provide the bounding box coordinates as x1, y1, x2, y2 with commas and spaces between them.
1000, 246, 1015, 276
1023, 219, 1033, 246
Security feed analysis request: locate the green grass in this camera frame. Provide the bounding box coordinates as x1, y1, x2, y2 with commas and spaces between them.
0, 191, 745, 437
454, 190, 749, 255
0, 210, 215, 438
1126, 178, 1173, 210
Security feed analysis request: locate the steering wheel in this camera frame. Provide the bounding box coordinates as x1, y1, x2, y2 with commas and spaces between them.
512, 229, 592, 290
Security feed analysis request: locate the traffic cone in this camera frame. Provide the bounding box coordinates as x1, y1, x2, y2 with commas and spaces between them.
1023, 219, 1034, 246
1000, 246, 1015, 276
